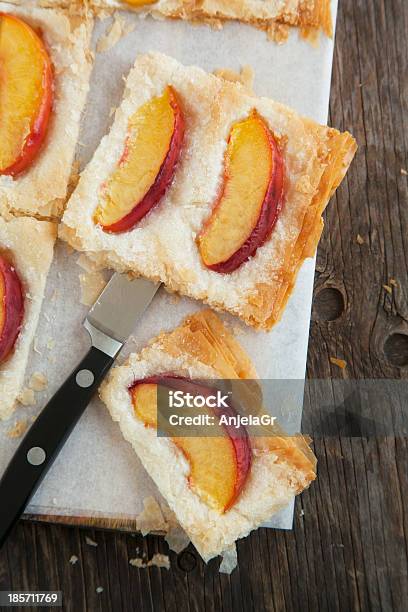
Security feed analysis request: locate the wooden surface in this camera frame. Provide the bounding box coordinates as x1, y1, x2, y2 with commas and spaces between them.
1, 1, 407, 610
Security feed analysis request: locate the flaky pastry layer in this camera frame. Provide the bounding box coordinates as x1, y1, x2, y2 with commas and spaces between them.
0, 3, 93, 218
60, 52, 356, 330
8, 1, 332, 40
88, 0, 332, 39
0, 216, 56, 420
100, 310, 316, 561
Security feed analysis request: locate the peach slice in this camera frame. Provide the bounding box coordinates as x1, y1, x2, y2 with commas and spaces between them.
130, 376, 251, 513
120, 0, 158, 5
0, 13, 53, 177
0, 254, 24, 364
198, 111, 284, 273
94, 86, 185, 233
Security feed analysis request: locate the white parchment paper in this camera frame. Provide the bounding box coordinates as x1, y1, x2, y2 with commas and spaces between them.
0, 1, 337, 530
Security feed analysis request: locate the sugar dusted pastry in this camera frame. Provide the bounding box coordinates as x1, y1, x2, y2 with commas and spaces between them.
100, 310, 317, 561
0, 3, 93, 218
60, 52, 356, 329
0, 216, 56, 420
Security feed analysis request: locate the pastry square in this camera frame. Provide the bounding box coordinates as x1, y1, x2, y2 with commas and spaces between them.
60, 52, 356, 329
0, 3, 93, 218
0, 216, 56, 420
100, 310, 316, 561
88, 0, 332, 38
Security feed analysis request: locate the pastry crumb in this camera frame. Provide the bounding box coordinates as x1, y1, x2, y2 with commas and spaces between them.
129, 554, 170, 570
85, 536, 98, 547
6, 419, 28, 439
401, 168, 407, 176
219, 544, 237, 574
136, 497, 167, 535
383, 284, 393, 294
96, 15, 134, 53
167, 292, 181, 305
129, 557, 146, 568
96, 587, 104, 594
299, 509, 305, 517
159, 503, 180, 531
17, 388, 36, 407
213, 65, 254, 94
389, 279, 398, 287
79, 271, 107, 307
165, 525, 190, 554
266, 22, 290, 44
148, 553, 170, 570
29, 372, 48, 392
69, 555, 79, 565
330, 357, 347, 370
356, 234, 364, 245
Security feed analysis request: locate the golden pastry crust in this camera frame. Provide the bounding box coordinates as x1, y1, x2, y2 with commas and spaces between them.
60, 52, 356, 330
0, 216, 56, 420
0, 3, 93, 219
100, 310, 316, 561
88, 0, 332, 38
250, 128, 356, 329
10, 0, 332, 38
159, 309, 258, 379
193, 0, 332, 37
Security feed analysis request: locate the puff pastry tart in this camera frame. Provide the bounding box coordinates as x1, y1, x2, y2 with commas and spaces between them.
0, 216, 56, 420
0, 3, 93, 218
60, 52, 356, 329
88, 0, 332, 40
100, 310, 316, 561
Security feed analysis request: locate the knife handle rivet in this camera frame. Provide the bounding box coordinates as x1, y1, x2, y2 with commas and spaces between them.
76, 369, 95, 388
27, 447, 46, 466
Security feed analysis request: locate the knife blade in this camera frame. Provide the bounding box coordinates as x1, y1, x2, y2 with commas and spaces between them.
85, 273, 160, 355
0, 273, 160, 548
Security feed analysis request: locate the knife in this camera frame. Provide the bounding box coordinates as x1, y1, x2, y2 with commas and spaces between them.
0, 273, 160, 548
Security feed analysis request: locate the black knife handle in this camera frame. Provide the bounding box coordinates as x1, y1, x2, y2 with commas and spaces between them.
0, 346, 115, 549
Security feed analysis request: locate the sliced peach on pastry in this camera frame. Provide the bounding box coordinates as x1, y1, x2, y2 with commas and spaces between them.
94, 86, 185, 233
0, 254, 24, 364
120, 0, 158, 6
0, 13, 53, 177
197, 111, 284, 274
130, 376, 251, 513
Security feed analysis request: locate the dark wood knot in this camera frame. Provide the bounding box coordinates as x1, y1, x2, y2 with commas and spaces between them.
177, 551, 197, 572
312, 287, 345, 322
383, 333, 408, 367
